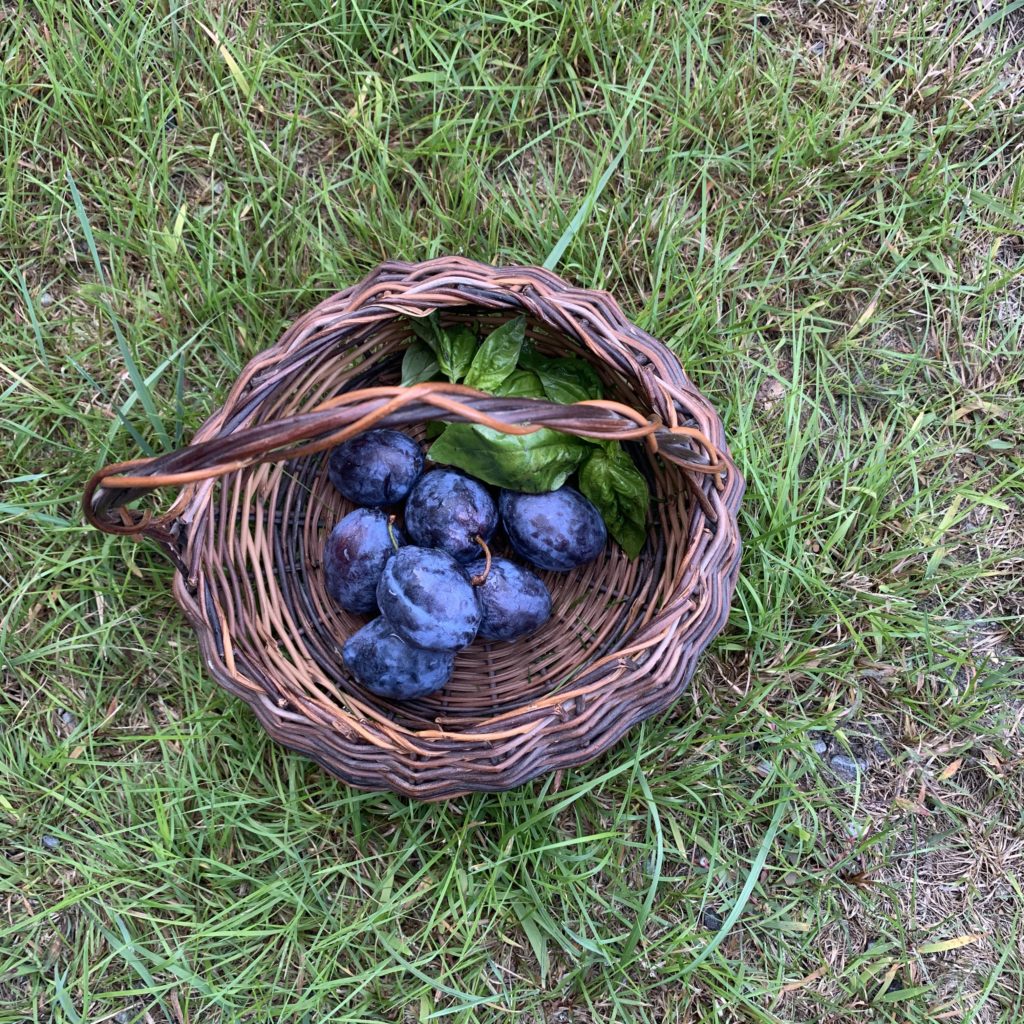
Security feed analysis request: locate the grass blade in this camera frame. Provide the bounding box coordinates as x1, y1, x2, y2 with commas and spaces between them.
543, 62, 657, 271
685, 789, 788, 975
66, 170, 171, 451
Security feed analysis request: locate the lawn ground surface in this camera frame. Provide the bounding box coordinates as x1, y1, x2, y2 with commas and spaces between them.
1, 1, 1023, 1021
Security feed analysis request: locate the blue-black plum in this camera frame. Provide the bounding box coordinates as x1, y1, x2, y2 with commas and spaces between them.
464, 556, 551, 642
377, 546, 481, 651
343, 617, 454, 700
323, 508, 404, 614
327, 429, 423, 506
500, 486, 607, 571
404, 469, 497, 563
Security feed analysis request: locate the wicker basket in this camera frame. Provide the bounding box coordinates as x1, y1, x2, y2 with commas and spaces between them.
83, 258, 743, 799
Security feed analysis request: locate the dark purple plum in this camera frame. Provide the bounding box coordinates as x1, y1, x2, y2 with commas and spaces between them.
343, 618, 454, 700
404, 469, 497, 563
327, 429, 424, 506
377, 546, 481, 651
464, 556, 551, 642
500, 486, 607, 571
323, 508, 404, 613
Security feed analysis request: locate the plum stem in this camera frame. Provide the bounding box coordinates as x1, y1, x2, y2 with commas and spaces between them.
387, 514, 401, 551
470, 535, 491, 585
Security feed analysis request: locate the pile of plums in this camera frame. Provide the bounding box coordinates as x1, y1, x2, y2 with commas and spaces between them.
322, 429, 607, 701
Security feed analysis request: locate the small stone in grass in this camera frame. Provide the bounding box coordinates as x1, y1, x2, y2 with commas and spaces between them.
868, 736, 890, 762
41, 834, 60, 850
58, 708, 77, 729
830, 753, 867, 782
114, 1011, 131, 1024
809, 730, 831, 756
39, 292, 54, 307
701, 906, 724, 931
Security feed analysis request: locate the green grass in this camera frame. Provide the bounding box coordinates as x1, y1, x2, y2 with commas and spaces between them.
2, 0, 1023, 1021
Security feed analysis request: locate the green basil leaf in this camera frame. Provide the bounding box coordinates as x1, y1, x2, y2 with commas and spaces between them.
463, 316, 525, 392
516, 345, 547, 372
578, 443, 650, 559
401, 341, 440, 386
407, 312, 444, 353
437, 325, 477, 383
494, 368, 545, 398
428, 422, 587, 492
519, 348, 605, 404
535, 358, 604, 404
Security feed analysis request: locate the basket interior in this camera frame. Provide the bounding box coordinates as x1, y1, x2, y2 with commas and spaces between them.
204, 309, 698, 732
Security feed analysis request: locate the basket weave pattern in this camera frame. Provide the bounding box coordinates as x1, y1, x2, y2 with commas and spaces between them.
84, 258, 744, 799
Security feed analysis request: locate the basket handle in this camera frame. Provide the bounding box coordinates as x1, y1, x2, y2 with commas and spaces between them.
83, 381, 728, 573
